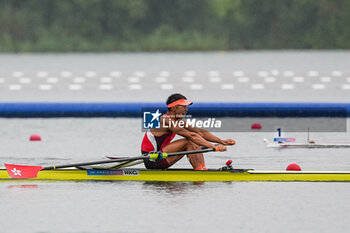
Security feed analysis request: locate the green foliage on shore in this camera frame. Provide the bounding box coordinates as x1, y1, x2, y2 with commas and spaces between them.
0, 0, 349, 52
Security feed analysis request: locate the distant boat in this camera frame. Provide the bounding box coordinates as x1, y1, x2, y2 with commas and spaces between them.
264, 138, 350, 148
264, 127, 350, 148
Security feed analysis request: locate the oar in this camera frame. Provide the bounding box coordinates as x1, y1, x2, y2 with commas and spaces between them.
5, 148, 217, 179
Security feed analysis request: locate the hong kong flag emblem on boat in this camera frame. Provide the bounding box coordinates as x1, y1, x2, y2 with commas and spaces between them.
5, 164, 43, 179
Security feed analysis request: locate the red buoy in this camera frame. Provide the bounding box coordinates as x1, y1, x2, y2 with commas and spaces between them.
30, 134, 42, 141
286, 163, 301, 171
251, 123, 262, 130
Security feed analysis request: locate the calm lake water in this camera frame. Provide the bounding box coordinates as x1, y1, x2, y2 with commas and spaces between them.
0, 118, 350, 233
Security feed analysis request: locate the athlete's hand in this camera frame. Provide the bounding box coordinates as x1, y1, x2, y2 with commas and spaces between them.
222, 139, 236, 145
215, 144, 227, 152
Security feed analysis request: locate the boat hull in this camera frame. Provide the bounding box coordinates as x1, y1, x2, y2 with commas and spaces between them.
1, 168, 350, 182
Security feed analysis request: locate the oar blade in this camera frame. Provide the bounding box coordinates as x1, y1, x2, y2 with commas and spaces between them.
5, 164, 43, 179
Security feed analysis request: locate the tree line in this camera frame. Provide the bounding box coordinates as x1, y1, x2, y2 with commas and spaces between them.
0, 0, 349, 52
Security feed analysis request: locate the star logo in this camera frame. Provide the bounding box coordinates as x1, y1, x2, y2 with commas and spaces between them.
11, 168, 22, 176
150, 109, 162, 122
143, 109, 162, 129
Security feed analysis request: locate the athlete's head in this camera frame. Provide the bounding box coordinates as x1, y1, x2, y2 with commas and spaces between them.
166, 93, 192, 115
166, 93, 193, 110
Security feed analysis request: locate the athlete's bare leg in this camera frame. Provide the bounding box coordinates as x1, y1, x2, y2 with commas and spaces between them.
162, 138, 205, 169
186, 140, 205, 168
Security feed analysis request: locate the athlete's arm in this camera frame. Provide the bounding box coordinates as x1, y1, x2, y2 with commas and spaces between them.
185, 125, 235, 146
166, 119, 217, 149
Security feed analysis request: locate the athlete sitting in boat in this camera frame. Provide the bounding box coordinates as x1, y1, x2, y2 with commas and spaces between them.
141, 93, 235, 170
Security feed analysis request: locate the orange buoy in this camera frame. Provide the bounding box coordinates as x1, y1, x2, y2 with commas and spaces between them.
30, 134, 42, 141
251, 123, 262, 130
286, 163, 301, 171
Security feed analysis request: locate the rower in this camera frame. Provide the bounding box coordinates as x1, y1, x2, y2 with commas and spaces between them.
141, 93, 235, 170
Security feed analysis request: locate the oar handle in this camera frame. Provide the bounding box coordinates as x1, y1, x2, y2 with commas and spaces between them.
146, 148, 216, 160
166, 148, 215, 157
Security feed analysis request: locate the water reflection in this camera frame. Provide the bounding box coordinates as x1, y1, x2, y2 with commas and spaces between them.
142, 181, 205, 195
